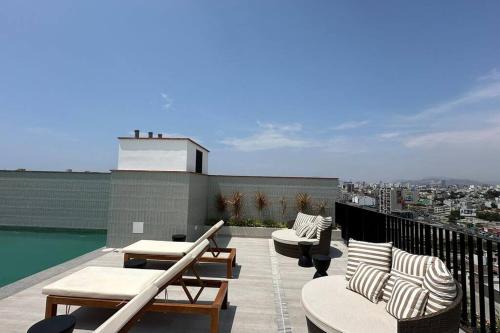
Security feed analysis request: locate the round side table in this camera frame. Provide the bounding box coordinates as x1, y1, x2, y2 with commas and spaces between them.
298, 241, 314, 267
312, 255, 331, 279
124, 258, 147, 269
172, 234, 186, 242
28, 315, 76, 333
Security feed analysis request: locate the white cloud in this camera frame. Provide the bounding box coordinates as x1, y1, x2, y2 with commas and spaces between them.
220, 122, 317, 151
404, 126, 500, 148
377, 132, 401, 139
333, 120, 369, 130
478, 68, 500, 82
406, 81, 500, 121
161, 93, 173, 111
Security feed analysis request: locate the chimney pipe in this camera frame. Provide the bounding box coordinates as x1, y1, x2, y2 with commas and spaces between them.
148, 131, 153, 138
157, 133, 163, 138
134, 130, 140, 138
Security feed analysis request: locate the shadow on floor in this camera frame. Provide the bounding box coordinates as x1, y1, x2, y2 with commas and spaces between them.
329, 245, 344, 258
70, 304, 237, 332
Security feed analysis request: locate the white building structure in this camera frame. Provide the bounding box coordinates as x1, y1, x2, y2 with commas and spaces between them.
352, 195, 376, 207
117, 130, 209, 174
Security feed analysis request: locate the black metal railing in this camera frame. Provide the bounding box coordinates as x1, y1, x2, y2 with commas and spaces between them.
336, 202, 500, 333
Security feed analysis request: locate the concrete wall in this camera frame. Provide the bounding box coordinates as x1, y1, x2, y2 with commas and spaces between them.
186, 173, 209, 239
0, 170, 339, 247
118, 139, 188, 172
118, 139, 209, 174
0, 170, 110, 229
106, 171, 191, 247
207, 175, 339, 223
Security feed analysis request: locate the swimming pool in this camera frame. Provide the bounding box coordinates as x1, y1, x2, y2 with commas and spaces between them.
0, 228, 106, 287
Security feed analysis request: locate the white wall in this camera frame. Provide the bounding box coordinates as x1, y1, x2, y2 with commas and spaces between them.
186, 141, 209, 174
118, 140, 188, 171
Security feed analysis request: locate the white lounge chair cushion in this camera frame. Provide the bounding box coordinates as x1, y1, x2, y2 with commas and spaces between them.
42, 267, 163, 300
122, 240, 193, 256
122, 220, 224, 256
152, 239, 209, 288
94, 284, 159, 333
301, 275, 397, 333
271, 229, 319, 245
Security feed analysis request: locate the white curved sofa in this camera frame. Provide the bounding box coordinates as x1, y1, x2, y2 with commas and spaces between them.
302, 275, 397, 333
301, 275, 462, 333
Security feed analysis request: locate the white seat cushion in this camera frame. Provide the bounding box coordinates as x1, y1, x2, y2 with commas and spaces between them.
122, 240, 193, 256
272, 229, 319, 245
42, 267, 163, 300
301, 275, 397, 333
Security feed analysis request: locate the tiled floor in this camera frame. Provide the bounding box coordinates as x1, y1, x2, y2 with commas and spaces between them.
0, 237, 347, 332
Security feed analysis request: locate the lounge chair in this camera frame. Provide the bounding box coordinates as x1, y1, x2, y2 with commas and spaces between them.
43, 240, 228, 333
122, 220, 237, 278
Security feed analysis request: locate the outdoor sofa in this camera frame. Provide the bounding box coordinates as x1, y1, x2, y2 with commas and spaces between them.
43, 240, 228, 333
122, 220, 237, 278
301, 240, 462, 333
272, 213, 333, 258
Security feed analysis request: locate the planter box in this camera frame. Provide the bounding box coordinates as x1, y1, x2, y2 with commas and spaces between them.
203, 225, 343, 240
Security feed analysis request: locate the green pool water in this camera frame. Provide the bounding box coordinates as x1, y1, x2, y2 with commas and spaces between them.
0, 228, 106, 288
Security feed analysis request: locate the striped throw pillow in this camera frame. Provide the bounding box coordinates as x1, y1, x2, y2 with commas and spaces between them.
347, 263, 390, 303
315, 216, 332, 239
295, 221, 310, 237
346, 239, 392, 281
304, 217, 319, 239
292, 212, 316, 230
386, 279, 429, 319
382, 270, 424, 302
423, 259, 457, 315
383, 248, 435, 301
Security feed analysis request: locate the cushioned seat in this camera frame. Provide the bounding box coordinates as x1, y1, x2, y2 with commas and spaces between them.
122, 240, 193, 256
272, 229, 320, 245
42, 267, 163, 300
301, 275, 397, 333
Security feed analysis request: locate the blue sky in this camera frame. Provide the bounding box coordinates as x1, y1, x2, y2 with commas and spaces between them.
1, 1, 499, 182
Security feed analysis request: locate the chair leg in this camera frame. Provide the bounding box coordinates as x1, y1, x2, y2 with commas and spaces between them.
227, 261, 233, 279
210, 308, 220, 333
232, 254, 236, 267
45, 298, 57, 318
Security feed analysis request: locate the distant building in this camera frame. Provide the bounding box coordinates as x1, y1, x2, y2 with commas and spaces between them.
342, 182, 354, 193
434, 205, 451, 215
379, 187, 403, 214
352, 195, 376, 207
117, 130, 209, 174
460, 208, 476, 217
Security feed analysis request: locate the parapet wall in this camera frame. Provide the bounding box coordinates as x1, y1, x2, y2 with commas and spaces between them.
0, 171, 110, 229
0, 170, 339, 247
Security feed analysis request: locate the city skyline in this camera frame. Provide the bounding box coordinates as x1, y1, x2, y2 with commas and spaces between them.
1, 1, 499, 182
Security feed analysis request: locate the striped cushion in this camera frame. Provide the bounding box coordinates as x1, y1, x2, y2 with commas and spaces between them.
293, 212, 316, 231
382, 270, 424, 302
295, 221, 310, 237
304, 217, 319, 239
346, 239, 392, 281
315, 216, 332, 239
386, 279, 429, 319
392, 248, 435, 276
347, 263, 390, 303
423, 259, 457, 315
382, 248, 435, 301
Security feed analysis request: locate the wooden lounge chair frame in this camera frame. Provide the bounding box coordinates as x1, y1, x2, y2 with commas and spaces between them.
124, 234, 237, 279
45, 246, 229, 333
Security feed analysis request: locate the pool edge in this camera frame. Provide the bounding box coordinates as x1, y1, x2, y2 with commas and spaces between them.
0, 247, 107, 300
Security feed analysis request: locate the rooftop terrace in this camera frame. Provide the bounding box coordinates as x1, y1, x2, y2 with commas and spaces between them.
0, 237, 347, 333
